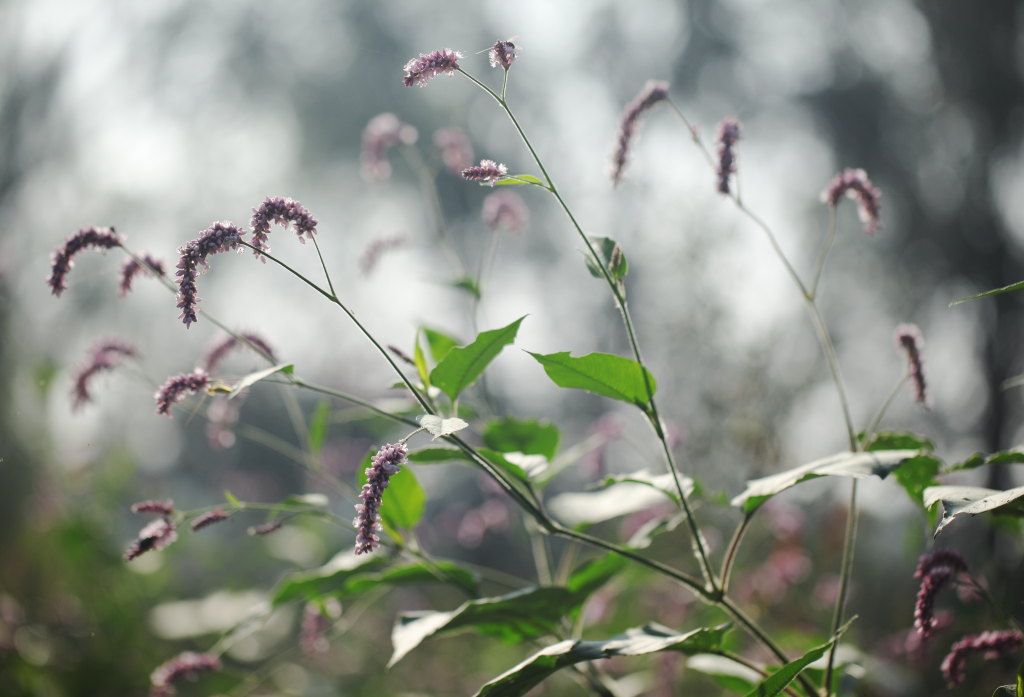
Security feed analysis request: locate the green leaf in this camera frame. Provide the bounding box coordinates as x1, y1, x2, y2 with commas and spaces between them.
600, 469, 689, 503
224, 490, 240, 507
892, 455, 943, 508
229, 363, 294, 398
474, 624, 731, 697
452, 276, 482, 299
358, 452, 425, 530
686, 654, 760, 693
863, 430, 935, 452
743, 636, 836, 697
548, 473, 692, 527
584, 236, 628, 282
408, 447, 473, 464
492, 174, 545, 187
565, 554, 628, 599
389, 587, 578, 666
272, 555, 478, 606
418, 414, 470, 439
477, 448, 530, 484
950, 279, 1024, 306
413, 333, 430, 388
308, 400, 331, 455
731, 449, 918, 514
430, 317, 526, 401
923, 484, 1024, 536
951, 448, 1024, 471
422, 327, 460, 363
528, 351, 656, 412
483, 418, 560, 460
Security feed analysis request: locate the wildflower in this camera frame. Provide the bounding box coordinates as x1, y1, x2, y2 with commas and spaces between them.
821, 167, 882, 235
489, 40, 517, 71
300, 598, 342, 655
149, 651, 222, 696
248, 518, 284, 536
940, 630, 1023, 686
611, 80, 670, 186
48, 226, 123, 296
131, 499, 175, 516
361, 113, 418, 182
190, 508, 231, 532
482, 190, 529, 234
249, 196, 318, 260
120, 254, 166, 296
71, 339, 138, 410
913, 550, 968, 638
353, 443, 408, 554
715, 117, 742, 195
198, 332, 276, 374
154, 370, 211, 416
895, 323, 929, 407
462, 159, 508, 186
433, 127, 474, 174
124, 517, 177, 561
359, 235, 407, 276
175, 222, 244, 327
403, 48, 462, 87
387, 344, 416, 366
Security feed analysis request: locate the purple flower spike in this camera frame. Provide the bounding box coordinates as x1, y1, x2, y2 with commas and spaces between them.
715, 117, 742, 195
821, 168, 882, 235
190, 508, 231, 532
354, 443, 408, 555
120, 254, 166, 296
248, 518, 284, 536
403, 48, 462, 87
895, 323, 929, 408
175, 222, 244, 327
131, 499, 175, 516
71, 339, 138, 411
150, 651, 222, 696
611, 80, 670, 186
48, 226, 123, 296
433, 127, 474, 174
199, 332, 276, 374
359, 235, 406, 276
462, 159, 508, 186
489, 40, 517, 70
483, 190, 529, 234
940, 630, 1023, 686
913, 550, 968, 639
361, 113, 418, 182
124, 517, 178, 561
249, 196, 318, 259
154, 370, 211, 417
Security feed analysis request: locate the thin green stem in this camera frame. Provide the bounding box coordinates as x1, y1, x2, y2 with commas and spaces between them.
863, 374, 909, 442
399, 143, 467, 276
719, 512, 754, 595
311, 236, 338, 299
810, 207, 839, 299
285, 377, 421, 428
824, 480, 859, 695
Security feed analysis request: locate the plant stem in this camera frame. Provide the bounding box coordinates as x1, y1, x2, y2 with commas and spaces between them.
823, 480, 858, 695
719, 512, 754, 595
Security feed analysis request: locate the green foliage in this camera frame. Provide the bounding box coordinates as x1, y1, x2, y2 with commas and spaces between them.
742, 636, 837, 697
307, 399, 331, 455
950, 279, 1024, 306
474, 624, 732, 697
528, 351, 656, 412
923, 484, 1024, 535
228, 363, 294, 397
422, 327, 460, 363
951, 448, 1024, 472
482, 417, 560, 459
584, 236, 628, 283
430, 316, 526, 401
548, 472, 692, 527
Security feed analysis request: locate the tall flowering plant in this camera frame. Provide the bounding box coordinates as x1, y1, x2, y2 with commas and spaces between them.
48, 38, 1024, 697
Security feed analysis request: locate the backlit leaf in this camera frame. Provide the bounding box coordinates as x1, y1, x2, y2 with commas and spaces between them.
528, 351, 656, 412
431, 317, 526, 401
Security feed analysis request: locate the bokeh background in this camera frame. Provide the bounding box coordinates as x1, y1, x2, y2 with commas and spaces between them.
2, 0, 1023, 695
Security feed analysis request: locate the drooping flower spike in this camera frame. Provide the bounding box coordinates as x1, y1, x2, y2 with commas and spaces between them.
611, 80, 670, 186
249, 196, 318, 260
71, 339, 138, 410
124, 517, 178, 561
48, 226, 123, 296
913, 550, 968, 639
149, 651, 222, 697
190, 508, 231, 532
940, 630, 1023, 686
895, 323, 929, 407
154, 370, 211, 416
715, 117, 742, 195
174, 222, 244, 327
403, 48, 462, 87
198, 332, 276, 374
462, 159, 509, 186
120, 254, 166, 296
353, 443, 408, 554
131, 499, 175, 516
821, 167, 882, 235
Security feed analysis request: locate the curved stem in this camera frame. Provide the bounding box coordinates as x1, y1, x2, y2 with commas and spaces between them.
719, 512, 754, 595
823, 480, 859, 696
810, 207, 839, 299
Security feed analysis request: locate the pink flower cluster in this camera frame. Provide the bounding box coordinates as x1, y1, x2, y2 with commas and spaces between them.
71, 339, 138, 410
821, 167, 882, 235
354, 443, 407, 554
611, 80, 670, 186
895, 323, 929, 407
403, 48, 462, 87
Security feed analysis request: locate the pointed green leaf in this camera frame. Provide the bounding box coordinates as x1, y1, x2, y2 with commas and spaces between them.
271, 552, 387, 606
950, 279, 1024, 306
732, 450, 918, 513
686, 654, 760, 693
891, 455, 943, 508
229, 363, 294, 398
408, 447, 473, 464
528, 351, 656, 411
477, 448, 530, 484
413, 333, 430, 387
492, 174, 545, 187
743, 636, 836, 697
923, 484, 1024, 535
483, 418, 560, 460
584, 236, 628, 282
430, 317, 526, 401
565, 554, 628, 599
474, 624, 731, 697
951, 448, 1024, 471
452, 276, 482, 299
308, 400, 331, 455
422, 327, 460, 363
863, 430, 935, 452
224, 490, 240, 507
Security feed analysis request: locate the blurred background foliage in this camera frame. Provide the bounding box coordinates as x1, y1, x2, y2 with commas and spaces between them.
1, 0, 1023, 695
